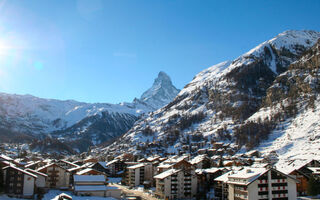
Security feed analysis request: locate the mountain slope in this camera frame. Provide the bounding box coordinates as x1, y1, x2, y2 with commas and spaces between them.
106, 30, 320, 156
250, 38, 320, 161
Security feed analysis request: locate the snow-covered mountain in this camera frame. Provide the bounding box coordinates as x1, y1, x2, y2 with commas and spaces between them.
138, 71, 180, 110
0, 71, 179, 152
105, 30, 320, 160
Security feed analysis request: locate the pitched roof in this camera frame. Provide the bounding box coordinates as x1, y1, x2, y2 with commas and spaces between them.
37, 163, 67, 172
76, 168, 104, 175
3, 165, 38, 178
154, 169, 181, 179
25, 168, 48, 177
127, 163, 146, 169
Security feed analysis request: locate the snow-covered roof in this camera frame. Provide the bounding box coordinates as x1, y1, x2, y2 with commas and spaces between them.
154, 169, 181, 179
73, 175, 105, 182
190, 155, 207, 165
3, 165, 38, 178
60, 160, 79, 167
68, 162, 92, 172
25, 168, 48, 177
214, 171, 233, 183
25, 160, 42, 168
77, 168, 104, 175
251, 163, 269, 168
228, 167, 267, 180
127, 163, 146, 169
276, 159, 312, 174
37, 163, 66, 172
106, 159, 119, 166
74, 185, 107, 191
0, 154, 13, 161
196, 167, 221, 175
146, 155, 161, 162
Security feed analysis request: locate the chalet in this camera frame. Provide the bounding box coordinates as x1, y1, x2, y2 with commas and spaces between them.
37, 163, 70, 189
3, 165, 37, 198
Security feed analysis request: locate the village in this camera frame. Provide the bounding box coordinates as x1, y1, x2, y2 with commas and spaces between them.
0, 141, 320, 200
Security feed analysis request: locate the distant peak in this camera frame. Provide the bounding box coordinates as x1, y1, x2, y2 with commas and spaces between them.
153, 71, 173, 86
137, 71, 180, 110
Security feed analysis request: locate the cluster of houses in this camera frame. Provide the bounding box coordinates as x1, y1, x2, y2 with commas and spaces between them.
1, 146, 320, 200
105, 148, 320, 200
0, 154, 121, 199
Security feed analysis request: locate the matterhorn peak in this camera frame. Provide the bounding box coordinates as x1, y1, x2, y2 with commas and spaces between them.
139, 71, 180, 110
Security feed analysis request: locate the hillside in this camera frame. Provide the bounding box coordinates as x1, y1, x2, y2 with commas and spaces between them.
105, 30, 320, 158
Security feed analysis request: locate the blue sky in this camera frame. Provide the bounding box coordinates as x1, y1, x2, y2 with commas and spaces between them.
0, 0, 319, 103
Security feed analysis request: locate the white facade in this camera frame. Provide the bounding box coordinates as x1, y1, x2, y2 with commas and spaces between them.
155, 169, 197, 200
22, 174, 36, 196
227, 168, 297, 200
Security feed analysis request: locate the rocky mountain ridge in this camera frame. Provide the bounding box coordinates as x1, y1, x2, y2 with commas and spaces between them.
0, 71, 179, 153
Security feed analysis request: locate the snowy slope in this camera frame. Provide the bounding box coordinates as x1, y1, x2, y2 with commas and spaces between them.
248, 37, 320, 162
0, 92, 148, 134
105, 30, 320, 156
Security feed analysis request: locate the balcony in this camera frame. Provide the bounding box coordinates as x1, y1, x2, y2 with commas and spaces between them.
258, 194, 268, 199
271, 179, 287, 183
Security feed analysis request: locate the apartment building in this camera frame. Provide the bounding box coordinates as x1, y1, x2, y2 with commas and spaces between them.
3, 165, 37, 198
124, 163, 153, 187
37, 163, 70, 189
154, 168, 197, 200
227, 167, 297, 200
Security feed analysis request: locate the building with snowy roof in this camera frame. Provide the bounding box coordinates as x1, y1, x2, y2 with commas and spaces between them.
3, 165, 37, 198
154, 168, 197, 200
226, 167, 298, 200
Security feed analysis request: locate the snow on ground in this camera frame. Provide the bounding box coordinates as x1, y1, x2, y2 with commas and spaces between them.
258, 99, 320, 163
